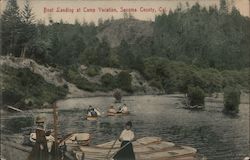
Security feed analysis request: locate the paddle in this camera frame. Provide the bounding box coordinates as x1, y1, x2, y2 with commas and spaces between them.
108, 140, 133, 160
105, 132, 121, 160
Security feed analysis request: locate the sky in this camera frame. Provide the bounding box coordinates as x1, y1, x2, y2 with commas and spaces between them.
1, 0, 249, 24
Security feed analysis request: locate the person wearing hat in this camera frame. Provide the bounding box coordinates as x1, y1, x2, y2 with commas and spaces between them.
113, 121, 136, 160
108, 105, 117, 114
28, 116, 49, 160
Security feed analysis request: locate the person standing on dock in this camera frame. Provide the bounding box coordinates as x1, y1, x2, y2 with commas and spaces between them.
28, 116, 48, 160
113, 121, 136, 160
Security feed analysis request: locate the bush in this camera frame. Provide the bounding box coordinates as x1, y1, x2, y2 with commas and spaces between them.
113, 90, 122, 102
101, 73, 116, 88
6, 116, 34, 133
86, 66, 101, 77
116, 71, 133, 92
187, 86, 205, 106
223, 87, 240, 113
149, 80, 163, 90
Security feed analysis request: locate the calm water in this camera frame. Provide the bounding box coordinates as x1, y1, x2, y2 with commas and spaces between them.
5, 95, 250, 160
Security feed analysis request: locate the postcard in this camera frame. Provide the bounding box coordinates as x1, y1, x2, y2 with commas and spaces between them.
0, 0, 249, 160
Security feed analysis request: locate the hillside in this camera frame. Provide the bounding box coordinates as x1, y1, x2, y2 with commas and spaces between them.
97, 19, 153, 48
0, 56, 161, 108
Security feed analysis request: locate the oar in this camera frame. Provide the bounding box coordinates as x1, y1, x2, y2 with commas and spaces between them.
106, 133, 121, 160
108, 140, 133, 160
96, 107, 105, 116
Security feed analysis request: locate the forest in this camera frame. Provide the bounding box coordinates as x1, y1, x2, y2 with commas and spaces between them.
1, 0, 249, 107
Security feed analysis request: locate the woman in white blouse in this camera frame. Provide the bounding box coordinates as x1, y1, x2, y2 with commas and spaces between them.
113, 121, 136, 160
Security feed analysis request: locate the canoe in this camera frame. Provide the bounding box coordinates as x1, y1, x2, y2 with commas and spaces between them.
85, 116, 98, 121
107, 112, 130, 116
76, 137, 201, 160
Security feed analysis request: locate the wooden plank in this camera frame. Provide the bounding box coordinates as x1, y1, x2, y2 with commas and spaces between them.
7, 105, 23, 112
136, 146, 196, 160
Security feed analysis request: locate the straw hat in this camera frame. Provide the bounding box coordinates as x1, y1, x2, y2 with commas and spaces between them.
36, 116, 46, 123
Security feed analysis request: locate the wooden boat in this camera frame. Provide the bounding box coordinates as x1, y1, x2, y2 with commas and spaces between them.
85, 116, 98, 121
60, 133, 91, 147
74, 137, 204, 160
107, 111, 130, 116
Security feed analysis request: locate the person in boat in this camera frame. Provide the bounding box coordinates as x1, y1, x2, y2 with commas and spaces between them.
108, 105, 117, 114
28, 116, 49, 160
87, 105, 98, 117
113, 121, 135, 160
117, 104, 129, 114
87, 105, 94, 114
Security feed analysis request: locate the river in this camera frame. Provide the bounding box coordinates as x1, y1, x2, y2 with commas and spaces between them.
3, 95, 250, 160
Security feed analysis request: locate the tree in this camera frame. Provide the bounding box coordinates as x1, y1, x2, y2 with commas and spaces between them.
21, 0, 35, 24
187, 86, 205, 107
116, 71, 133, 92
118, 40, 135, 68
1, 0, 22, 56
223, 87, 240, 114
20, 0, 37, 58
219, 0, 228, 14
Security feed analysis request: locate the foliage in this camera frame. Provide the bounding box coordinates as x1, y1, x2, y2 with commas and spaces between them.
113, 90, 122, 102
142, 57, 248, 94
223, 87, 240, 113
153, 2, 250, 70
1, 65, 68, 108
187, 86, 205, 106
6, 116, 34, 133
1, 0, 23, 56
116, 71, 133, 92
63, 66, 99, 92
86, 65, 101, 77
101, 73, 116, 89
1, 0, 37, 57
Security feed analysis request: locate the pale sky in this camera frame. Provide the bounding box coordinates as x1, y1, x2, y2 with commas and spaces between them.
1, 0, 249, 24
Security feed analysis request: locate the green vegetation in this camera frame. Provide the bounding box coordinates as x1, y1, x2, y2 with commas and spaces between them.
143, 57, 249, 94
6, 116, 34, 133
101, 73, 116, 89
64, 66, 133, 92
187, 86, 205, 106
116, 71, 133, 92
223, 87, 241, 114
0, 65, 68, 109
86, 66, 101, 77
63, 65, 101, 92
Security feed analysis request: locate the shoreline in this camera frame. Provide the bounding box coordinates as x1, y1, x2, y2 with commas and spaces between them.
1, 92, 249, 111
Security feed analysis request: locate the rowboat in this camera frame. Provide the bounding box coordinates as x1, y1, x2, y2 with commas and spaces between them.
107, 112, 130, 116
73, 137, 205, 160
59, 133, 91, 147
85, 116, 98, 121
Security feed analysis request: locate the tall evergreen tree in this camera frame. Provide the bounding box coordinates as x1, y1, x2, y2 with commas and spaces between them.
1, 0, 22, 56
219, 0, 228, 14
20, 0, 37, 58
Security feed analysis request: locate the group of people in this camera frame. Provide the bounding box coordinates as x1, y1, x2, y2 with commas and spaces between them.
108, 104, 129, 114
86, 103, 129, 117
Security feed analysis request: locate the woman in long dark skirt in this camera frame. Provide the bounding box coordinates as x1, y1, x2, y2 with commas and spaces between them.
28, 116, 48, 160
113, 121, 135, 160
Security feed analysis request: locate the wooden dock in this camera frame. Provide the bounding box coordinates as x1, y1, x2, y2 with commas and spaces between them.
75, 137, 204, 160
